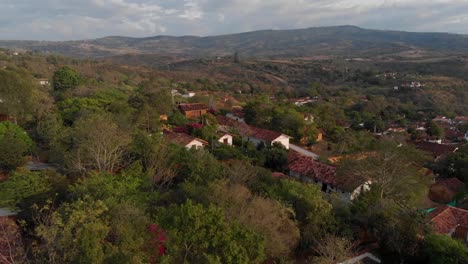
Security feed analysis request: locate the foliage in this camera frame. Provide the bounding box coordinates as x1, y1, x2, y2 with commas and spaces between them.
0, 67, 35, 122
158, 200, 266, 264
423, 234, 468, 264
309, 235, 353, 264
0, 170, 52, 210
65, 113, 131, 174
263, 144, 289, 172
35, 199, 110, 264
202, 181, 300, 259
427, 121, 444, 138
52, 66, 80, 92
435, 143, 468, 183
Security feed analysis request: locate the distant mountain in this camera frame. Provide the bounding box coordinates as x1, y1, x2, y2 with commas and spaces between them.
2, 26, 468, 60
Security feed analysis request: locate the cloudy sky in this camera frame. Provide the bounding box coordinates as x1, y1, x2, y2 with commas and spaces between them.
1, 0, 468, 40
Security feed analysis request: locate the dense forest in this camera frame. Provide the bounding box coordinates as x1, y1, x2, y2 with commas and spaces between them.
0, 48, 467, 264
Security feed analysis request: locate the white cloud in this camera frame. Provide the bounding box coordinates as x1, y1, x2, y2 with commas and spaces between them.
0, 0, 468, 40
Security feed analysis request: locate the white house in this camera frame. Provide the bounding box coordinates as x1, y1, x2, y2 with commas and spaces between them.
288, 151, 370, 201
38, 79, 49, 86
244, 126, 292, 149
217, 132, 233, 146
182, 91, 196, 98
164, 130, 208, 150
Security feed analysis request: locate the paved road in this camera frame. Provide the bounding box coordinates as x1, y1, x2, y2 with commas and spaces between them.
290, 144, 319, 159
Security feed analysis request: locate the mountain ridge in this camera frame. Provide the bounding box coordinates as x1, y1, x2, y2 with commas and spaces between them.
2, 25, 468, 60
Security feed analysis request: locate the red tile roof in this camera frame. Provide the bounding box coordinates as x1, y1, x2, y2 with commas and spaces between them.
429, 178, 465, 203
217, 116, 289, 142
429, 206, 468, 234
411, 141, 459, 158
247, 125, 287, 141
272, 172, 288, 178
178, 103, 209, 112
454, 116, 468, 123
289, 151, 369, 191
163, 130, 208, 147
288, 150, 337, 185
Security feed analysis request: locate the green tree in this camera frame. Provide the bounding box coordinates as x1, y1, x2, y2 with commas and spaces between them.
35, 199, 110, 264
132, 132, 177, 188
423, 234, 468, 264
0, 170, 52, 210
206, 181, 300, 259
0, 122, 33, 171
263, 144, 288, 172
427, 121, 444, 138
158, 200, 265, 264
52, 66, 80, 92
0, 68, 34, 123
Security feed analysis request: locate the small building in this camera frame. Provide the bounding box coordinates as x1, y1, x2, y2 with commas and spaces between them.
429, 206, 468, 242
178, 103, 209, 119
226, 106, 245, 123
182, 91, 196, 98
217, 132, 233, 146
287, 97, 315, 106
454, 116, 468, 124
288, 151, 370, 201
245, 126, 292, 149
163, 130, 208, 150
37, 78, 49, 86
159, 115, 168, 122
411, 141, 459, 161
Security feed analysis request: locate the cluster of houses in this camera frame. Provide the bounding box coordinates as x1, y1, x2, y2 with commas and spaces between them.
164, 102, 468, 245
164, 102, 371, 202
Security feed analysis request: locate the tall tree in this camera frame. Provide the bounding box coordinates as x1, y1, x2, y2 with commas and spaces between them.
67, 114, 130, 174
52, 66, 80, 92
0, 68, 34, 123
158, 200, 265, 264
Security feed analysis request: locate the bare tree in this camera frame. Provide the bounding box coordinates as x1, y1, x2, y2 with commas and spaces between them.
0, 217, 28, 264
68, 114, 131, 174
308, 234, 354, 264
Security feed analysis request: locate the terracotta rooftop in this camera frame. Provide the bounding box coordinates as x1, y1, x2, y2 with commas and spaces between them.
272, 172, 288, 178
289, 151, 369, 191
289, 151, 337, 186
429, 206, 468, 234
247, 125, 289, 142
163, 130, 208, 147
454, 116, 468, 123
178, 103, 209, 112
217, 115, 291, 141
411, 141, 459, 158
429, 178, 465, 204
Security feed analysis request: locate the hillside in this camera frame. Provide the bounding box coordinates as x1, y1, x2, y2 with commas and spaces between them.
2, 26, 468, 61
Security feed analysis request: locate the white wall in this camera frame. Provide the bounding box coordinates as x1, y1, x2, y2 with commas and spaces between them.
272, 135, 290, 149
186, 140, 205, 149
289, 170, 370, 201
218, 134, 233, 146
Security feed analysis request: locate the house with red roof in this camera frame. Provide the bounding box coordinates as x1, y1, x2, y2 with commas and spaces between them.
163, 130, 208, 150
454, 116, 468, 124
411, 141, 459, 161
244, 125, 292, 149
429, 206, 468, 242
288, 151, 371, 201
216, 115, 292, 149
178, 103, 209, 119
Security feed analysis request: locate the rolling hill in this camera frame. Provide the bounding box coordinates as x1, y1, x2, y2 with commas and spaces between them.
2, 26, 468, 61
